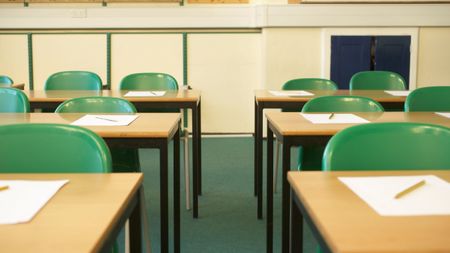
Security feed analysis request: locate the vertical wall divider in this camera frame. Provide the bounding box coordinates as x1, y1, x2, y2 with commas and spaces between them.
106, 32, 112, 89
183, 32, 188, 129
27, 33, 34, 90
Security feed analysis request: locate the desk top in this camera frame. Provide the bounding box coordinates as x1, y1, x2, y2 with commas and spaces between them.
23, 89, 201, 103
288, 170, 450, 253
0, 173, 143, 253
266, 111, 450, 136
0, 113, 181, 138
255, 89, 405, 103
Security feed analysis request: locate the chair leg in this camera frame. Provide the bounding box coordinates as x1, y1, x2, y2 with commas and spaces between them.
184, 129, 191, 210
273, 140, 281, 193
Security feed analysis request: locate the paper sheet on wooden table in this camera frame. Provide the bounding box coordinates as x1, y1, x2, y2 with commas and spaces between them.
0, 180, 69, 224
71, 114, 139, 126
339, 175, 450, 216
384, 90, 411, 96
124, 91, 166, 97
436, 112, 450, 119
269, 90, 314, 97
300, 113, 369, 124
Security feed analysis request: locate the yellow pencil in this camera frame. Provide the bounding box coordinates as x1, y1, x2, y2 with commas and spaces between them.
394, 180, 426, 199
0, 185, 9, 191
328, 113, 335, 119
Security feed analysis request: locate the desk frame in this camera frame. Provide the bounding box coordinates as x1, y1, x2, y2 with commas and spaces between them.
255, 90, 404, 220
28, 91, 202, 219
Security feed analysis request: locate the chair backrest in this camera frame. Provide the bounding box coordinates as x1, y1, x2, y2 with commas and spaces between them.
0, 75, 14, 87
55, 96, 137, 113
45, 71, 103, 90
0, 123, 112, 173
0, 87, 30, 113
323, 122, 450, 171
302, 95, 384, 113
282, 78, 338, 91
405, 86, 450, 112
349, 71, 406, 90
120, 72, 178, 91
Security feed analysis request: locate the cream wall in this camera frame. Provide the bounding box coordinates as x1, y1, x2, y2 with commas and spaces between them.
417, 27, 450, 87
0, 35, 29, 87
1, 27, 450, 132
32, 34, 107, 90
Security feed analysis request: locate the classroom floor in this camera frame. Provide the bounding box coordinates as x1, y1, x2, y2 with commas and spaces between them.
135, 136, 317, 253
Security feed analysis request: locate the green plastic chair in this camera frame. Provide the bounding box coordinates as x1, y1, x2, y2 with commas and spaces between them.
405, 86, 450, 112
282, 78, 338, 91
120, 72, 191, 210
45, 71, 103, 90
323, 122, 450, 171
0, 75, 14, 87
0, 87, 30, 113
0, 123, 111, 173
55, 96, 140, 173
350, 71, 407, 90
273, 95, 385, 191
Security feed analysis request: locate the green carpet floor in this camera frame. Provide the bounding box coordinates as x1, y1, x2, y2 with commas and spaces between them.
134, 136, 317, 253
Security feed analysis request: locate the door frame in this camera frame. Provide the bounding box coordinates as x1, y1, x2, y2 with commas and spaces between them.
321, 28, 418, 90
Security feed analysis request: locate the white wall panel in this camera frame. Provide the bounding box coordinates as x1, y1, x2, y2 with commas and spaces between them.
0, 35, 29, 89
32, 34, 107, 90
189, 33, 262, 133
110, 34, 183, 89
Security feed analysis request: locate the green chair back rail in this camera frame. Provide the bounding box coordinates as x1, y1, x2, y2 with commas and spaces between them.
0, 123, 112, 173
0, 87, 30, 113
45, 71, 103, 90
323, 122, 450, 171
405, 86, 450, 112
282, 78, 338, 91
120, 72, 178, 91
302, 95, 384, 113
0, 75, 14, 87
55, 96, 136, 113
55, 97, 139, 173
350, 71, 407, 90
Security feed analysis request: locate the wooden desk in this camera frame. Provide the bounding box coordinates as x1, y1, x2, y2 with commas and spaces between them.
0, 113, 181, 253
288, 171, 450, 253
0, 173, 144, 253
254, 89, 406, 219
23, 89, 202, 218
265, 111, 450, 253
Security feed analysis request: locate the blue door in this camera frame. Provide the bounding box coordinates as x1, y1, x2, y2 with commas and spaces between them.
330, 36, 372, 89
374, 36, 411, 88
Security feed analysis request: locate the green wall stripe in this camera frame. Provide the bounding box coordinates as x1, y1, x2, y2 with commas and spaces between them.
27, 33, 34, 90
182, 32, 188, 128
106, 33, 111, 89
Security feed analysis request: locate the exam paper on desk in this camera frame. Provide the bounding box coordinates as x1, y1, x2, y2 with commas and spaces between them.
339, 175, 450, 216
0, 180, 69, 224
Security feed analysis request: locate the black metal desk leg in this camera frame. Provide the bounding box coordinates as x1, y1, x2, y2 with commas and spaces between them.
130, 188, 143, 253
160, 142, 169, 253
198, 100, 202, 195
254, 99, 258, 197
192, 103, 199, 219
257, 103, 264, 219
266, 124, 274, 253
174, 128, 180, 253
282, 141, 291, 253
290, 190, 303, 253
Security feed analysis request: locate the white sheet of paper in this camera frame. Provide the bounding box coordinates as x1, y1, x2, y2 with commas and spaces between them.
269, 90, 314, 97
0, 180, 69, 224
300, 113, 369, 124
384, 90, 411, 96
339, 175, 450, 216
71, 114, 139, 126
436, 112, 450, 119
124, 91, 166, 97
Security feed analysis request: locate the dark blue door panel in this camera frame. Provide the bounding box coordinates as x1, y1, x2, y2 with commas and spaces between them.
374, 36, 411, 88
330, 36, 372, 89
